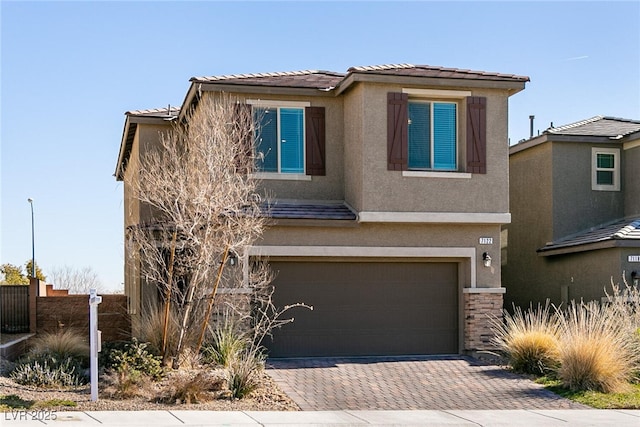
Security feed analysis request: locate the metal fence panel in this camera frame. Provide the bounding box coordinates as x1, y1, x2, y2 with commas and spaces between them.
1, 285, 30, 333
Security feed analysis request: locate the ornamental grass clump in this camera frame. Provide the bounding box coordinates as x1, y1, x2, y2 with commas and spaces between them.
203, 317, 248, 368
491, 302, 560, 375
10, 330, 90, 388
29, 330, 89, 364
556, 301, 639, 393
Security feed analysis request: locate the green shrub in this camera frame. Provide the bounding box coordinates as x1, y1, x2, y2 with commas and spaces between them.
226, 351, 265, 399
557, 301, 639, 393
202, 322, 248, 367
100, 339, 164, 380
11, 354, 88, 387
491, 302, 560, 375
0, 394, 35, 410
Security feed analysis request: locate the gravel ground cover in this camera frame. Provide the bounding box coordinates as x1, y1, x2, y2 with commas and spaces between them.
0, 370, 299, 412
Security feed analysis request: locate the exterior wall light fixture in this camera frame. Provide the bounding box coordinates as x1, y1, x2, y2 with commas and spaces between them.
632, 270, 639, 287
482, 252, 492, 268
227, 251, 238, 267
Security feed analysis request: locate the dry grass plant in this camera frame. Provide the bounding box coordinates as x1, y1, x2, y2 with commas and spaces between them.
135, 302, 204, 363
556, 300, 639, 393
29, 329, 89, 362
162, 371, 225, 404
102, 368, 151, 400
491, 301, 560, 375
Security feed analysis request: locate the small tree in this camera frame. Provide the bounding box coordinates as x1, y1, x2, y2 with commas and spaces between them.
1, 261, 45, 284
125, 94, 268, 367
0, 263, 29, 284
25, 260, 46, 281
49, 265, 104, 294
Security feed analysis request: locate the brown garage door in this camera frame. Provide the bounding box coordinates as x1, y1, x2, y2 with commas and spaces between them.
266, 261, 458, 357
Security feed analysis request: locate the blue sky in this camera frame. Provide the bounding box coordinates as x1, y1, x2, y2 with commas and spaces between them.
1, 1, 639, 292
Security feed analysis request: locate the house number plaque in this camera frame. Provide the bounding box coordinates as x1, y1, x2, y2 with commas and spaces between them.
479, 237, 493, 245
629, 255, 640, 263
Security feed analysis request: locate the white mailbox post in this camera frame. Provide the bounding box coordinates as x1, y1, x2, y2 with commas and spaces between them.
89, 289, 102, 401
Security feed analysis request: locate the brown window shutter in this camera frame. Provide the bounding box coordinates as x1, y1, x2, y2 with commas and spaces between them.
466, 96, 487, 174
305, 106, 326, 176
387, 92, 408, 171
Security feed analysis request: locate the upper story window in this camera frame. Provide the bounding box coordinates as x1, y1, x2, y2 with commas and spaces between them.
408, 101, 457, 170
248, 100, 325, 178
592, 147, 620, 191
254, 106, 305, 174
387, 91, 487, 175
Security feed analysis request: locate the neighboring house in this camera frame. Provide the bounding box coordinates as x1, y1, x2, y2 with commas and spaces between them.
115, 64, 529, 357
504, 116, 640, 310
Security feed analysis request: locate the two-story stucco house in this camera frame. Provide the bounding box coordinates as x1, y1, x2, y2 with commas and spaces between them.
504, 116, 640, 310
116, 64, 529, 357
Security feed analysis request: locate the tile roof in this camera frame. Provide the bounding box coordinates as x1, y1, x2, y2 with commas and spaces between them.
126, 106, 180, 118
538, 217, 640, 253
264, 202, 356, 221
189, 64, 529, 91
347, 63, 530, 82
545, 116, 640, 138
191, 70, 345, 90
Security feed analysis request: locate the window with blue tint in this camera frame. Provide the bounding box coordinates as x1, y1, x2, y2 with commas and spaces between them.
407, 101, 457, 170
254, 106, 304, 174
280, 108, 304, 173
408, 103, 431, 169
254, 108, 278, 172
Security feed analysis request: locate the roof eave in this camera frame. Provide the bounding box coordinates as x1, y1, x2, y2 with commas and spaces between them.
115, 113, 175, 181
335, 72, 528, 96
178, 81, 337, 122
115, 115, 135, 181
538, 239, 640, 257
510, 134, 624, 156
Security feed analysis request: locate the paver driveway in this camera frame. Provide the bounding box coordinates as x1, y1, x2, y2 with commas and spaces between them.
266, 355, 587, 411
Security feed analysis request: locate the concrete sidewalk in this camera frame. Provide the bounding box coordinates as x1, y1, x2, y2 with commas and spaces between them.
3, 409, 640, 426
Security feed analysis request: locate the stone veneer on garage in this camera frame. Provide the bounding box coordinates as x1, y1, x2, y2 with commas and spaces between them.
463, 291, 503, 351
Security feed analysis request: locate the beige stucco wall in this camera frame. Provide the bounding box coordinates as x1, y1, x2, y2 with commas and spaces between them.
624, 142, 640, 216
351, 83, 511, 213
343, 84, 365, 211
552, 142, 624, 239
259, 222, 503, 288
505, 139, 635, 309
504, 143, 554, 309
122, 121, 172, 317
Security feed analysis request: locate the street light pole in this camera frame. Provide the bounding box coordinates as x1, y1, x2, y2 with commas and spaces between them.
27, 198, 35, 278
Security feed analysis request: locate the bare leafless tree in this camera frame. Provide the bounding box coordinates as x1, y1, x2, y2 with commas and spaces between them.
125, 93, 269, 367
49, 265, 105, 294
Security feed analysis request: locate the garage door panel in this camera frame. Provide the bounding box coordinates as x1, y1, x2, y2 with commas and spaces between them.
267, 261, 458, 357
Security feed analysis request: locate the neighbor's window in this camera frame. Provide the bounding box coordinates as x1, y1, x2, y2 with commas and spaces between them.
592, 147, 620, 191
253, 105, 305, 174
408, 101, 457, 170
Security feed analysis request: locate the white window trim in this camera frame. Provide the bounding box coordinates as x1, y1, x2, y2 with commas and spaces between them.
402, 171, 472, 179
592, 147, 620, 191
407, 99, 459, 172
249, 99, 309, 176
249, 172, 311, 181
